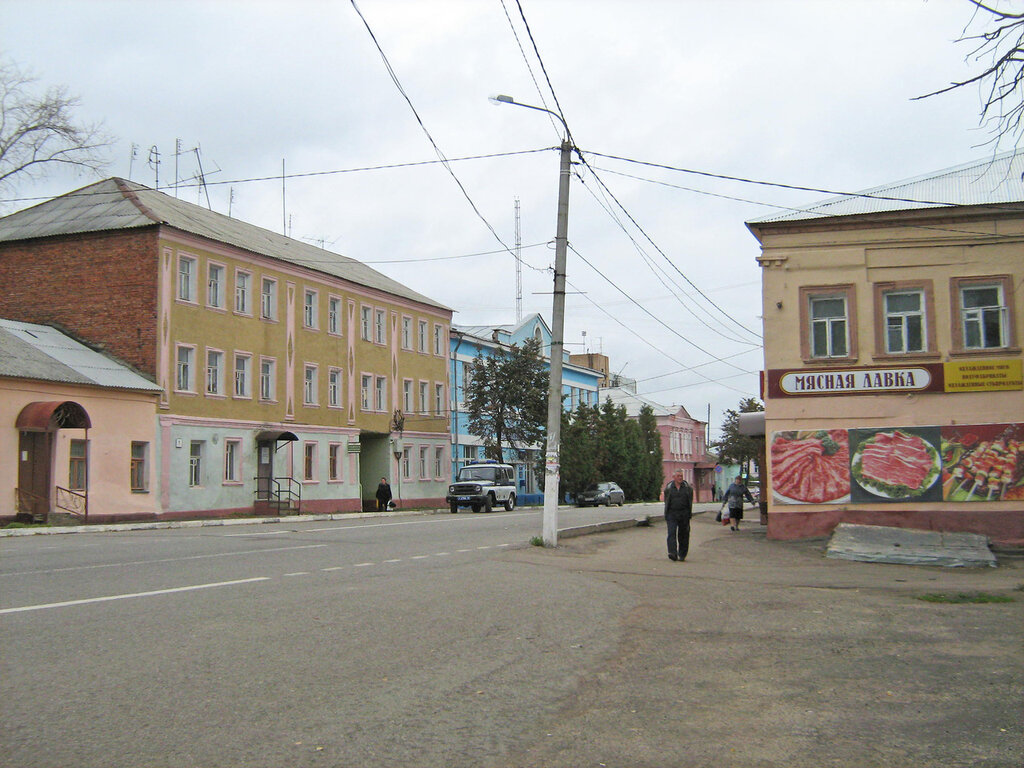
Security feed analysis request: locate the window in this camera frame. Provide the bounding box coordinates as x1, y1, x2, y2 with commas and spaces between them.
961, 284, 1007, 349
402, 316, 412, 349
235, 270, 252, 314
328, 443, 342, 481
304, 289, 318, 329
130, 441, 148, 492
810, 296, 847, 358
402, 446, 411, 479
375, 309, 386, 345
68, 439, 88, 491
419, 446, 429, 478
434, 324, 443, 356
884, 290, 925, 354
304, 364, 319, 405
304, 443, 317, 481
328, 368, 342, 408
328, 296, 342, 335
176, 346, 195, 392
419, 381, 429, 415
460, 364, 473, 404
234, 353, 251, 397
178, 255, 197, 302
206, 350, 224, 396
434, 383, 444, 417
224, 439, 241, 483
361, 306, 372, 340
434, 447, 443, 478
418, 320, 428, 352
260, 358, 276, 401
403, 379, 413, 414
189, 441, 203, 487
374, 376, 387, 411
361, 374, 372, 410
261, 278, 277, 320
206, 263, 225, 308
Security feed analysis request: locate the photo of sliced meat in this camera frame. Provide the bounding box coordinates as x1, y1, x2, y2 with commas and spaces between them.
850, 428, 942, 501
770, 430, 850, 504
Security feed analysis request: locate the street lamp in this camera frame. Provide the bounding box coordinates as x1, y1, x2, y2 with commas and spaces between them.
491, 94, 572, 546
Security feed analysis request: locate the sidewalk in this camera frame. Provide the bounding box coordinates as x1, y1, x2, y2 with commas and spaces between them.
497, 510, 1024, 768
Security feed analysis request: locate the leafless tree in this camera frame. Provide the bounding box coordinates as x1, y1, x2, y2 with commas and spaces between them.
0, 58, 113, 197
917, 1, 1024, 149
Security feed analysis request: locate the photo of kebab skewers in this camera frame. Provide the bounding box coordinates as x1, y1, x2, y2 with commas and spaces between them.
943, 429, 1024, 501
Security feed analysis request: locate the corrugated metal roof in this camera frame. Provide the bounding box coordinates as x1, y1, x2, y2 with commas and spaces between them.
0, 319, 162, 392
749, 148, 1024, 224
0, 178, 450, 312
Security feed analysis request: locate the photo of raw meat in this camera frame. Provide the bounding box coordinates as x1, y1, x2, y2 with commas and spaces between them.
770, 430, 850, 504
849, 428, 942, 502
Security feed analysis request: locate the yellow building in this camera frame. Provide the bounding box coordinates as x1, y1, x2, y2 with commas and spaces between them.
747, 151, 1024, 545
0, 178, 452, 518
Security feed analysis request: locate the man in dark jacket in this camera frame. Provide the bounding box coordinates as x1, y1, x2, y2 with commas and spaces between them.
375, 477, 392, 512
663, 470, 694, 561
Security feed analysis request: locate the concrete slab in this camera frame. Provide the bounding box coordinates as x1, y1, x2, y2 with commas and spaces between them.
826, 522, 997, 567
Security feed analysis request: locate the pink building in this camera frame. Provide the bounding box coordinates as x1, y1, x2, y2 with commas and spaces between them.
600, 387, 715, 501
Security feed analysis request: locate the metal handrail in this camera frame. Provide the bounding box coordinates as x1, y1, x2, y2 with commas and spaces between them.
56, 486, 88, 521
253, 476, 301, 514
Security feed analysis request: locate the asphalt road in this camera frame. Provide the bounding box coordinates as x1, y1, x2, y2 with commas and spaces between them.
2, 504, 1021, 768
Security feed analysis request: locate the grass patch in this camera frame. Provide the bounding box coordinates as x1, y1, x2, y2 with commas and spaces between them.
1, 521, 50, 529
530, 536, 545, 547
915, 592, 1014, 604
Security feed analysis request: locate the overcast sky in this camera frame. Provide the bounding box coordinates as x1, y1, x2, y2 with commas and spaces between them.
0, 0, 996, 439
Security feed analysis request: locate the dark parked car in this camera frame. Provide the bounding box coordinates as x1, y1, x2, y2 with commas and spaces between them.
576, 481, 625, 507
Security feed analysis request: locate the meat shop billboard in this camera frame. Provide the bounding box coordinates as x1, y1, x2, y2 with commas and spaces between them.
770, 422, 1024, 505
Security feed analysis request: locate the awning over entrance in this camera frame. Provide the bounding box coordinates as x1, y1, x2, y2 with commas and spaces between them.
16, 401, 91, 431
255, 430, 299, 443
737, 412, 766, 437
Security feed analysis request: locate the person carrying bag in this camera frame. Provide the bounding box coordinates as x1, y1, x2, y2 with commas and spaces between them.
719, 475, 755, 532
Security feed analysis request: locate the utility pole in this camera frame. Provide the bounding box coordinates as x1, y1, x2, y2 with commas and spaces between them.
542, 138, 572, 546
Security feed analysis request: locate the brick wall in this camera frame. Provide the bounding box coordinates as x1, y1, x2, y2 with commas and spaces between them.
0, 228, 161, 375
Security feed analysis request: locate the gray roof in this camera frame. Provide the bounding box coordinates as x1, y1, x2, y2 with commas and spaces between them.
749, 148, 1024, 224
0, 178, 449, 312
0, 319, 162, 392
598, 386, 689, 419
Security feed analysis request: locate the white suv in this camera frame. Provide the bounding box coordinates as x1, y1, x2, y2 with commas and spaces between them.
446, 462, 517, 513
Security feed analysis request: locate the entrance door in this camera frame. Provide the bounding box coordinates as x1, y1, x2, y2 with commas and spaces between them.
256, 441, 274, 500
18, 431, 52, 518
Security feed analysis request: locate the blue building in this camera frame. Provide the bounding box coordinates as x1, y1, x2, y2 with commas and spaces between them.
450, 314, 603, 502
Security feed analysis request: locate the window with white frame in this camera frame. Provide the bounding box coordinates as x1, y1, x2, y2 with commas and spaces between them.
809, 295, 848, 358
418, 320, 428, 352
402, 446, 411, 479
682, 430, 693, 456
328, 368, 342, 408
434, 383, 444, 417
207, 263, 225, 309
130, 441, 148, 492
303, 442, 317, 481
402, 316, 412, 349
68, 439, 88, 491
375, 309, 386, 345
374, 376, 387, 411
328, 443, 342, 481
419, 381, 429, 415
189, 441, 203, 487
304, 365, 319, 405
360, 306, 372, 340
176, 346, 195, 391
960, 283, 1007, 350
403, 379, 413, 414
261, 278, 277, 320
234, 353, 251, 397
304, 289, 318, 329
328, 296, 342, 335
884, 290, 926, 354
224, 439, 241, 483
434, 446, 443, 478
178, 255, 197, 302
260, 358, 276, 401
461, 364, 472, 404
235, 270, 251, 314
361, 375, 372, 410
419, 446, 429, 478
434, 324, 443, 355
206, 349, 224, 396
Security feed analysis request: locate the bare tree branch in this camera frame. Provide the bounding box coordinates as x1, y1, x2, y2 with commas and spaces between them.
0, 58, 114, 197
